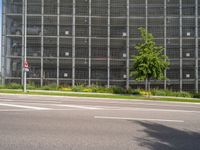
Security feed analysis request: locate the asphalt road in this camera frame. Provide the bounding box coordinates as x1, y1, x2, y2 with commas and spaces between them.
0, 94, 200, 150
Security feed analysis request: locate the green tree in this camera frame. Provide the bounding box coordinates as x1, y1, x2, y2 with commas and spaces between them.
130, 27, 170, 95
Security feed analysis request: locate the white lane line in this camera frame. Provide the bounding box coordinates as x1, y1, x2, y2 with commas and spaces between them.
54, 104, 103, 110
0, 109, 35, 112
94, 116, 184, 123
89, 108, 200, 114
0, 103, 51, 110
123, 108, 200, 113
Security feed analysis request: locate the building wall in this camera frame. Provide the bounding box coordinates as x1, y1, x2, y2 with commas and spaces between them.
1, 0, 200, 92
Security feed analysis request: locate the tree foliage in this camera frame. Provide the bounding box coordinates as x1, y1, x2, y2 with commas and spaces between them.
130, 27, 170, 92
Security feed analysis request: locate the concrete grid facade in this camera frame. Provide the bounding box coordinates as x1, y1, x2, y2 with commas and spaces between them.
1, 0, 200, 92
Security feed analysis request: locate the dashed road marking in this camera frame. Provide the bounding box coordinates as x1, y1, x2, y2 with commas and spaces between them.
54, 104, 103, 110
94, 116, 184, 123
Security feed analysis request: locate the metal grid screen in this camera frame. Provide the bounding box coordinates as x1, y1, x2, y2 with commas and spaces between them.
1, 0, 200, 92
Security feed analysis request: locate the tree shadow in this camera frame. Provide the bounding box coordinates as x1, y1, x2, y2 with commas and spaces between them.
133, 121, 200, 150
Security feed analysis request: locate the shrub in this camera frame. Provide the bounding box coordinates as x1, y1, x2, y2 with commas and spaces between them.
60, 87, 72, 91
6, 83, 23, 89
0, 85, 5, 89
193, 93, 200, 98
82, 88, 93, 93
111, 86, 127, 94
175, 91, 192, 98
94, 87, 112, 93
39, 84, 58, 90
151, 89, 167, 96
72, 85, 84, 92
151, 89, 192, 98
27, 82, 38, 90
131, 89, 142, 95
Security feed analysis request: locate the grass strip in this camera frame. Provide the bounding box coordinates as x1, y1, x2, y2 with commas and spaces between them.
0, 89, 200, 103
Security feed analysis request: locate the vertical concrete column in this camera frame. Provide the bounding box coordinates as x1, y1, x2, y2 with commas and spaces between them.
145, 0, 148, 32
195, 0, 199, 93
88, 0, 92, 87
57, 0, 60, 86
21, 0, 25, 85
72, 0, 76, 86
180, 0, 183, 91
126, 0, 130, 90
22, 0, 28, 87
23, 0, 28, 92
41, 0, 44, 86
145, 0, 148, 90
107, 0, 111, 88
1, 0, 6, 84
164, 0, 167, 90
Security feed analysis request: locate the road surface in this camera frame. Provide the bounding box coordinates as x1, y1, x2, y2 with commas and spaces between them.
0, 94, 200, 150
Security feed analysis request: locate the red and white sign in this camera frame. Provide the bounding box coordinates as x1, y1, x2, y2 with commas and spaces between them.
24, 60, 29, 69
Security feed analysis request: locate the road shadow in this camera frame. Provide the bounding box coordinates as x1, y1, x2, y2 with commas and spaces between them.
133, 121, 200, 150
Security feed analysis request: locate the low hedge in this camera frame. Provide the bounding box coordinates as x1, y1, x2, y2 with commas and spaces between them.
151, 89, 192, 98
1, 83, 200, 99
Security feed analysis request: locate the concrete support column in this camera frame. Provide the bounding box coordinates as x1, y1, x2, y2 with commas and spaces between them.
57, 0, 60, 86
1, 0, 6, 85
107, 0, 111, 88
23, 0, 28, 92
145, 0, 148, 90
180, 0, 183, 91
21, 0, 25, 85
164, 0, 167, 90
41, 0, 44, 86
126, 0, 130, 90
22, 0, 28, 87
195, 0, 199, 93
88, 0, 92, 87
72, 0, 76, 86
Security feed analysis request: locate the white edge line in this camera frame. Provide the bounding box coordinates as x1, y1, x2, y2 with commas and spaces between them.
54, 104, 102, 110
94, 116, 184, 123
0, 103, 51, 110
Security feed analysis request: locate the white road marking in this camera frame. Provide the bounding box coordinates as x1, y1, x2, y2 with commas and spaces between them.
94, 116, 184, 123
0, 109, 34, 112
122, 108, 200, 113
0, 103, 51, 110
54, 104, 103, 110
0, 102, 199, 113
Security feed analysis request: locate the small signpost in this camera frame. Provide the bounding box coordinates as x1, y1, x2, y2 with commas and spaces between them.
23, 59, 29, 92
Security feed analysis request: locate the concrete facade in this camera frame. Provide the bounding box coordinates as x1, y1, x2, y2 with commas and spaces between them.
1, 0, 200, 92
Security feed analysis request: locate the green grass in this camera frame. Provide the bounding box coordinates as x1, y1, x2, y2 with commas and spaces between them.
0, 89, 200, 103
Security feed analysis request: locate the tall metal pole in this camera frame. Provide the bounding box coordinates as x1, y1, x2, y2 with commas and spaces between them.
24, 0, 27, 92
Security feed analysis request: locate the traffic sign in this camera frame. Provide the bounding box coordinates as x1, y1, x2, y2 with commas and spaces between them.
24, 60, 29, 69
